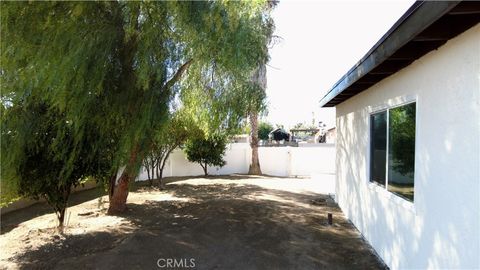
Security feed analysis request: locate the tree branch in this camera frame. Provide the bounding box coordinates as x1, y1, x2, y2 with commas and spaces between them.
161, 146, 176, 172
162, 59, 193, 92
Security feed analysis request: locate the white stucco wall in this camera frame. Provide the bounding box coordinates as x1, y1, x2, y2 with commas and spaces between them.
335, 24, 480, 269
137, 143, 336, 179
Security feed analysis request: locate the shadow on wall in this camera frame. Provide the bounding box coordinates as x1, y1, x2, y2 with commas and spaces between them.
336, 91, 479, 268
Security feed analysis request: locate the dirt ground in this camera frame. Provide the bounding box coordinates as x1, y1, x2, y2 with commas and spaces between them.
0, 175, 387, 270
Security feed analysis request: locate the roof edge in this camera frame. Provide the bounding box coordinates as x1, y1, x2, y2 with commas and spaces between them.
319, 1, 461, 108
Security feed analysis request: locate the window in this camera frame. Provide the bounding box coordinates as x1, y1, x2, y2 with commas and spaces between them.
370, 102, 416, 202
370, 111, 387, 186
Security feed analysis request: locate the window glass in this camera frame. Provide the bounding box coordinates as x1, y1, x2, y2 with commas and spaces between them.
370, 111, 387, 186
387, 103, 416, 201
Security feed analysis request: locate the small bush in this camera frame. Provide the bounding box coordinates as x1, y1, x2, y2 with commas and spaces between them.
184, 135, 227, 175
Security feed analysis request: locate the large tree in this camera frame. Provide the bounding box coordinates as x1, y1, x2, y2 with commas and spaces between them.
248, 64, 268, 175
247, 1, 277, 175
1, 1, 273, 214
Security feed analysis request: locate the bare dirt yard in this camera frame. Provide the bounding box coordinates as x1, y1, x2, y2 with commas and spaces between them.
0, 175, 386, 270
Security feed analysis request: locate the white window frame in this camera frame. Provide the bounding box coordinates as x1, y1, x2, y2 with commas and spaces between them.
367, 95, 418, 210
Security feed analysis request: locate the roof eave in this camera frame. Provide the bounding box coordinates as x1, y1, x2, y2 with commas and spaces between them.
319, 1, 463, 108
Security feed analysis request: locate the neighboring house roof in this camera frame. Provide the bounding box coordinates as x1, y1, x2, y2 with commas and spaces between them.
290, 128, 320, 133
269, 128, 289, 135
269, 128, 290, 141
320, 1, 480, 108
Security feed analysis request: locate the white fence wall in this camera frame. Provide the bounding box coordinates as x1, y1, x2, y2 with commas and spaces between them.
137, 143, 335, 180
290, 145, 335, 176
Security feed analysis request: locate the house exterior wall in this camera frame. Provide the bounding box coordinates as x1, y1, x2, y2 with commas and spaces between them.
335, 24, 479, 269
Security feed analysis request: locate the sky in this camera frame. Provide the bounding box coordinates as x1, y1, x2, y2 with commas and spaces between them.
265, 0, 415, 129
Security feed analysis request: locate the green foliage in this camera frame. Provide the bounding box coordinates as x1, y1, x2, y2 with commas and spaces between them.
178, 63, 269, 139
143, 113, 193, 185
184, 134, 227, 176
258, 122, 274, 140
389, 103, 416, 175
1, 99, 111, 226
292, 122, 317, 130
1, 1, 275, 210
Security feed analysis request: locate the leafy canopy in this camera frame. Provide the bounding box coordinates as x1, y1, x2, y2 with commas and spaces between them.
184, 134, 227, 176
143, 111, 194, 184
0, 98, 112, 225
258, 122, 274, 140
1, 1, 274, 199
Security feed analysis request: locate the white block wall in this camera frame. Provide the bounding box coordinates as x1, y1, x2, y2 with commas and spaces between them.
335, 24, 480, 269
137, 143, 335, 179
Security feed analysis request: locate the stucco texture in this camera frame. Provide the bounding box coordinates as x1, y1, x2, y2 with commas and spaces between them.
335, 23, 480, 269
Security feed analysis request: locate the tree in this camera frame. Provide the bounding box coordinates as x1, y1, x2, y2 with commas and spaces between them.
293, 122, 307, 129
1, 100, 112, 229
247, 1, 277, 175
143, 114, 191, 187
1, 2, 273, 214
184, 134, 227, 176
247, 65, 267, 175
292, 122, 317, 129
258, 122, 274, 141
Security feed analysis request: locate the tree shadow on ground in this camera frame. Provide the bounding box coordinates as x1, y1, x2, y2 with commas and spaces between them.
152, 174, 307, 187
9, 180, 387, 270
0, 187, 107, 234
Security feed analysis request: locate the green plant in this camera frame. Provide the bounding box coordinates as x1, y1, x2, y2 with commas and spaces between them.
184, 135, 227, 176
1, 1, 275, 214
1, 101, 111, 228
258, 122, 274, 141
143, 114, 192, 187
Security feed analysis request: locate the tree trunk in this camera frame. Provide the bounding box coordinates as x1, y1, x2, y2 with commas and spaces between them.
202, 163, 208, 176
158, 156, 166, 188
57, 207, 66, 229
108, 171, 117, 201
48, 186, 71, 231
149, 160, 155, 186
155, 158, 160, 180
158, 169, 163, 187
108, 172, 132, 214
248, 110, 262, 175
108, 146, 139, 214
146, 164, 151, 184
158, 166, 165, 190
248, 64, 266, 175
158, 148, 174, 188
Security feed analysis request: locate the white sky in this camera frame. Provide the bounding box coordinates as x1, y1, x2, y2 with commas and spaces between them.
265, 0, 415, 129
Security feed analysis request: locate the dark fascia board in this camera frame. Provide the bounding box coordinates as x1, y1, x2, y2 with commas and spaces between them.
319, 1, 461, 108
